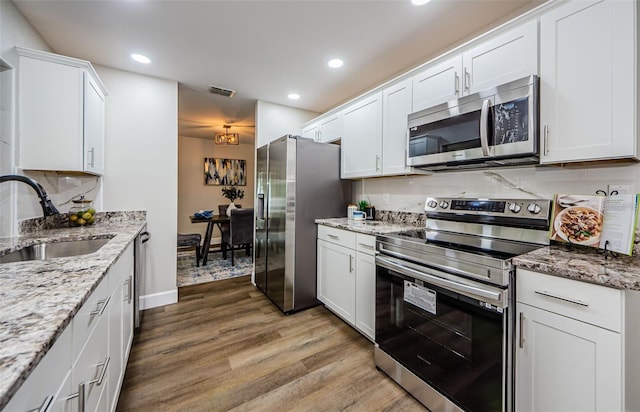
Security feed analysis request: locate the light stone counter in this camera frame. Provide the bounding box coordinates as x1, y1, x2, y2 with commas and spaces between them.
0, 211, 146, 410
514, 243, 640, 291
315, 217, 414, 236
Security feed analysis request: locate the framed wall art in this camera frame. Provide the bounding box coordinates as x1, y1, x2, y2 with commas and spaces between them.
204, 158, 246, 186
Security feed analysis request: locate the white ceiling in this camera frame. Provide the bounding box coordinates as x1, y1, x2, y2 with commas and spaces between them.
13, 0, 543, 144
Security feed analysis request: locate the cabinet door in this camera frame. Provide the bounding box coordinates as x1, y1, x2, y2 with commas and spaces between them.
318, 112, 342, 142
382, 78, 412, 175
539, 0, 636, 163
19, 56, 84, 171
84, 72, 105, 175
412, 56, 462, 112
355, 251, 375, 340
462, 20, 537, 95
341, 92, 383, 179
516, 303, 622, 412
317, 239, 355, 324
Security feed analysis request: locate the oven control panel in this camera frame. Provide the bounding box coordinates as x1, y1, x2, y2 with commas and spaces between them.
424, 197, 551, 220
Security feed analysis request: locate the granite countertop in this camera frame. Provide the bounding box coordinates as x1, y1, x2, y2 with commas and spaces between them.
514, 243, 640, 291
315, 217, 413, 235
0, 212, 146, 409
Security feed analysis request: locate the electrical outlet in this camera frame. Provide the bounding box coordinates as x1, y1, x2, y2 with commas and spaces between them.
607, 184, 634, 195
382, 193, 390, 205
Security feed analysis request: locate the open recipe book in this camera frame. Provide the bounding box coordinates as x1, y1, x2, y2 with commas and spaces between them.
549, 194, 640, 255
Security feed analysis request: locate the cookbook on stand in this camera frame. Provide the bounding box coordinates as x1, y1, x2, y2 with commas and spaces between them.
549, 193, 639, 255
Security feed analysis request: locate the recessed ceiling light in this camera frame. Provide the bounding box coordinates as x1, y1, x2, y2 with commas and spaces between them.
411, 0, 431, 5
288, 93, 300, 100
131, 53, 151, 64
328, 58, 343, 69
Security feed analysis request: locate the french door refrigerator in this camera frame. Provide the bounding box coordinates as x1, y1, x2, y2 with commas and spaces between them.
255, 135, 350, 313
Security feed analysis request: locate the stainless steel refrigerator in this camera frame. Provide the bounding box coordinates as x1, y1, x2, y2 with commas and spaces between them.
255, 135, 350, 313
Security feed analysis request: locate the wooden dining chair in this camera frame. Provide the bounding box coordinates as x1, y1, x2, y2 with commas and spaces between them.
221, 208, 253, 266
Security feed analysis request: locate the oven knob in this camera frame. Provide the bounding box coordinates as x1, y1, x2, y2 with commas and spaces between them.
508, 203, 521, 213
439, 201, 449, 209
527, 203, 541, 214
427, 200, 438, 209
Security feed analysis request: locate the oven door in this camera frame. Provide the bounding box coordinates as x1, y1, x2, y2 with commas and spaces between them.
375, 255, 512, 412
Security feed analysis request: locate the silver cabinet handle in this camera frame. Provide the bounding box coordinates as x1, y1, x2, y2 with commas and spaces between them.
87, 147, 95, 168
128, 275, 133, 304
327, 234, 339, 240
454, 72, 459, 94
479, 99, 491, 157
349, 255, 354, 273
358, 243, 374, 249
66, 382, 86, 412
535, 290, 589, 307
519, 312, 525, 349
90, 295, 111, 316
543, 125, 549, 156
376, 155, 380, 171
28, 395, 54, 412
124, 278, 131, 302
464, 68, 470, 91
88, 356, 110, 386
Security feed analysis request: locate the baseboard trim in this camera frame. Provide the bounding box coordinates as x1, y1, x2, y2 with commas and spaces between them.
140, 289, 177, 310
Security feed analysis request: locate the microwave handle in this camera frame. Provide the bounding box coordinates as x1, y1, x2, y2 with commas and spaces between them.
480, 99, 491, 157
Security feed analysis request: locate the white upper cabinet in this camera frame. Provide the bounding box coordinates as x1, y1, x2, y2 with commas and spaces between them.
382, 78, 413, 175
539, 0, 637, 164
17, 47, 107, 175
412, 20, 538, 112
301, 111, 342, 143
341, 92, 383, 178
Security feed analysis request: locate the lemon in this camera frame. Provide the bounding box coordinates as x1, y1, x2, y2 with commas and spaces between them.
82, 212, 92, 220
69, 214, 78, 222
77, 218, 86, 225
87, 208, 96, 215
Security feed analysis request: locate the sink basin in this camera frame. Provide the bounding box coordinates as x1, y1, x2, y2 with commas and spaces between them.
0, 238, 111, 263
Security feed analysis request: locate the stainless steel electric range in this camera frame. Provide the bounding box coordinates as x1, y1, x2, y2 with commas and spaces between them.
375, 197, 552, 412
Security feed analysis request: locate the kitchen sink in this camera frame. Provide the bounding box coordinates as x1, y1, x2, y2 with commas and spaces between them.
0, 238, 111, 264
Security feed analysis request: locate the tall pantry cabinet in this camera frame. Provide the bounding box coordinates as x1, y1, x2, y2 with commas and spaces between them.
16, 47, 107, 175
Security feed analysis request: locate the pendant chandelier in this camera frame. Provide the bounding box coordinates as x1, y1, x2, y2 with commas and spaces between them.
214, 125, 240, 145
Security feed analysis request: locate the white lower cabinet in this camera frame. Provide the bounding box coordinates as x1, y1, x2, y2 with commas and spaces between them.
317, 225, 376, 340
4, 242, 135, 412
515, 268, 633, 411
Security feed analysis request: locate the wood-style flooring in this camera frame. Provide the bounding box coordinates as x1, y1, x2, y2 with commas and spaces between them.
116, 276, 424, 411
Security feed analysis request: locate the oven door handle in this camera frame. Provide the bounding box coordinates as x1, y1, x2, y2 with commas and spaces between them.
376, 255, 502, 303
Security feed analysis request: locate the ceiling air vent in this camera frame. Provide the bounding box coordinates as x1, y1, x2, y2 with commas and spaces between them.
208, 85, 236, 97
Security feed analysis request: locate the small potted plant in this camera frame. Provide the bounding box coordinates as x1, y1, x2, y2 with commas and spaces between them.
221, 186, 245, 216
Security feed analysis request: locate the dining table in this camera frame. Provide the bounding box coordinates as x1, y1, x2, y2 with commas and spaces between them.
189, 214, 230, 265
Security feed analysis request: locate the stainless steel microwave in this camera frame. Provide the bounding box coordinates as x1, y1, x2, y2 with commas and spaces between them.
407, 75, 539, 171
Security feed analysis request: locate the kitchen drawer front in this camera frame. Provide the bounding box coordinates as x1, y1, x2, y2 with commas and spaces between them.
318, 225, 356, 249
516, 268, 622, 332
355, 233, 376, 255
72, 303, 110, 412
72, 272, 111, 361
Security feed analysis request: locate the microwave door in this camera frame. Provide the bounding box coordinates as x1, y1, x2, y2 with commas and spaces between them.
492, 81, 538, 158
480, 98, 493, 157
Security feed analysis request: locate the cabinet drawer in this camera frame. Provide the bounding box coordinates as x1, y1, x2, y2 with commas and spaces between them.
355, 233, 376, 255
72, 273, 111, 361
516, 268, 622, 332
318, 225, 356, 249
4, 326, 72, 411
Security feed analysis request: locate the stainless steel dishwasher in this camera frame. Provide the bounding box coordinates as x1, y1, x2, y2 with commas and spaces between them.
134, 226, 150, 328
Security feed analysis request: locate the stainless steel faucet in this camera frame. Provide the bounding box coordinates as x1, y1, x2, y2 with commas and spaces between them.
0, 174, 60, 216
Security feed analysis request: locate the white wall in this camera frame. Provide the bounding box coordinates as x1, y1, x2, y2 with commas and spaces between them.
178, 136, 255, 243
255, 100, 317, 147
354, 163, 640, 214
97, 65, 178, 309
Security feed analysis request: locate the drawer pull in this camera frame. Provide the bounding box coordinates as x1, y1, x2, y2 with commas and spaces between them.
349, 255, 354, 273
90, 296, 111, 316
327, 234, 339, 240
535, 290, 589, 307
358, 243, 374, 249
88, 356, 110, 386
519, 312, 525, 349
66, 382, 86, 412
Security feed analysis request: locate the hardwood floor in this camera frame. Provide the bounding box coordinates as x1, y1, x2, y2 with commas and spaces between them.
116, 276, 424, 411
